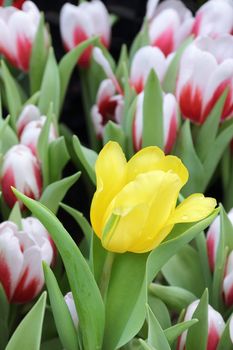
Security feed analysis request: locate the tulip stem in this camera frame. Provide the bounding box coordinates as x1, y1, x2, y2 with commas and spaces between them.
99, 252, 115, 302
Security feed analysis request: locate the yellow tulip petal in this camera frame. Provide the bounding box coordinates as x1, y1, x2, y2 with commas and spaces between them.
90, 141, 127, 236
126, 146, 165, 183
167, 194, 217, 225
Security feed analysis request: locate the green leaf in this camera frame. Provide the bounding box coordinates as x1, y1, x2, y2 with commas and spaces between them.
186, 290, 208, 350
142, 70, 163, 149
90, 233, 107, 283
0, 284, 9, 350
129, 21, 149, 64
8, 202, 22, 229
38, 48, 60, 118
48, 136, 70, 183
0, 116, 18, 154
6, 292, 46, 350
139, 339, 155, 350
22, 91, 40, 109
149, 284, 196, 313
29, 14, 48, 94
125, 96, 137, 158
43, 263, 78, 350
103, 121, 126, 150
148, 295, 171, 329
73, 135, 97, 185
162, 244, 205, 297
115, 44, 128, 83
40, 172, 81, 214
146, 305, 171, 350
12, 189, 105, 350
40, 338, 62, 350
195, 232, 212, 292
164, 319, 198, 346
59, 37, 98, 109
221, 205, 233, 251
217, 315, 233, 350
162, 37, 193, 93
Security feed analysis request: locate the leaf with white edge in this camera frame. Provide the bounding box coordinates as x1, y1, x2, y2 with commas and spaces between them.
103, 121, 126, 150
38, 48, 60, 118
43, 263, 78, 350
12, 189, 105, 350
73, 135, 97, 185
40, 172, 81, 214
164, 320, 198, 346
48, 136, 70, 183
6, 292, 46, 350
9, 202, 22, 229
142, 70, 163, 149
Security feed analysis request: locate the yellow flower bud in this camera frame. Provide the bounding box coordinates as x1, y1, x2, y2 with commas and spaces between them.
90, 142, 216, 253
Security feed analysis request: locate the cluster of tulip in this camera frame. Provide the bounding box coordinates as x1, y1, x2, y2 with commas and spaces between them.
0, 0, 232, 349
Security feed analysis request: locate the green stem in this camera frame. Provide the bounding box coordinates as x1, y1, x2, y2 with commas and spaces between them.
99, 252, 115, 302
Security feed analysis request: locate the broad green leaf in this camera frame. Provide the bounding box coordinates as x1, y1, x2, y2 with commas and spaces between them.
73, 135, 97, 185
8, 202, 22, 229
40, 172, 81, 214
0, 284, 9, 350
221, 205, 233, 251
146, 305, 171, 350
103, 121, 126, 150
139, 339, 155, 350
217, 315, 233, 350
186, 290, 208, 350
90, 233, 107, 283
38, 48, 60, 118
164, 319, 198, 346
115, 44, 128, 83
59, 37, 98, 109
13, 189, 105, 350
125, 95, 137, 158
48, 136, 70, 183
0, 116, 17, 154
195, 232, 212, 292
29, 14, 48, 94
162, 244, 205, 297
142, 70, 163, 149
6, 292, 46, 350
148, 295, 171, 329
149, 284, 196, 313
43, 263, 78, 350
129, 21, 149, 64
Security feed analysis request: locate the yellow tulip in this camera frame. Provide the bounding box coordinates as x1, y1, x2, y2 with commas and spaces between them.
90, 142, 216, 253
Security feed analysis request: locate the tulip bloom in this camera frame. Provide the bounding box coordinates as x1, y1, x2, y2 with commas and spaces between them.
146, 0, 193, 56
130, 46, 169, 94
0, 0, 25, 8
0, 1, 41, 71
90, 142, 216, 253
60, 1, 111, 67
0, 220, 53, 303
16, 104, 41, 136
1, 144, 42, 208
64, 292, 79, 328
176, 35, 233, 124
177, 300, 225, 350
192, 0, 233, 38
91, 79, 124, 137
133, 92, 179, 154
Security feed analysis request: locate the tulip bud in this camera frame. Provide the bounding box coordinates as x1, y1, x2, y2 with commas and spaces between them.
91, 79, 124, 137
16, 104, 41, 136
1, 144, 42, 208
0, 1, 43, 71
130, 46, 169, 93
64, 292, 78, 328
230, 315, 233, 344
177, 300, 225, 350
60, 1, 111, 67
133, 91, 179, 153
0, 220, 53, 303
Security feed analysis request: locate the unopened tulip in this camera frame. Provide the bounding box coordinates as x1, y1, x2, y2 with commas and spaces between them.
133, 92, 179, 153
91, 79, 124, 137
0, 0, 25, 8
130, 46, 169, 93
147, 0, 193, 56
60, 1, 111, 67
177, 35, 233, 124
64, 292, 78, 328
223, 251, 233, 306
0, 1, 42, 71
90, 141, 216, 253
1, 144, 42, 208
0, 220, 53, 303
177, 300, 225, 350
192, 0, 233, 38
16, 104, 41, 136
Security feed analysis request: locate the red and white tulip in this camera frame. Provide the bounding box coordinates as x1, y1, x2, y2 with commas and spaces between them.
0, 0, 25, 8
91, 79, 124, 137
177, 300, 225, 350
133, 91, 179, 153
16, 104, 41, 136
130, 46, 169, 93
192, 0, 233, 38
0, 1, 42, 71
146, 0, 193, 56
177, 35, 233, 124
64, 292, 79, 328
0, 220, 53, 303
1, 144, 42, 208
60, 1, 111, 67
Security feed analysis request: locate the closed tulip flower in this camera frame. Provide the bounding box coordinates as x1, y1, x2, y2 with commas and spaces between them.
60, 1, 111, 67
1, 144, 42, 208
0, 0, 25, 8
133, 91, 179, 154
0, 1, 42, 71
90, 141, 216, 253
0, 220, 53, 303
177, 35, 233, 124
16, 104, 41, 136
177, 300, 225, 350
64, 292, 79, 328
91, 79, 124, 137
